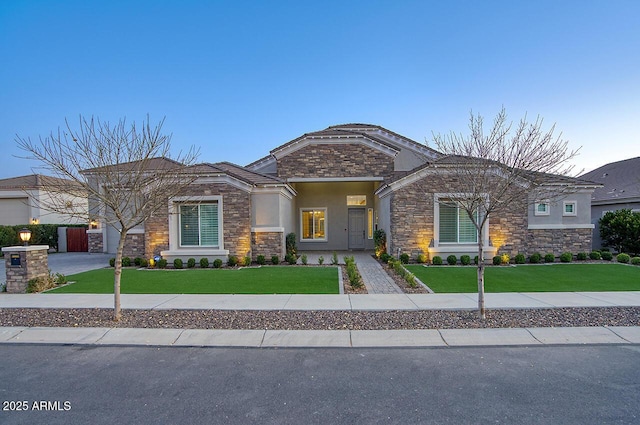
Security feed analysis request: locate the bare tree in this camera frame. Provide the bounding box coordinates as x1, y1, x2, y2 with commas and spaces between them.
432, 108, 580, 318
16, 116, 199, 320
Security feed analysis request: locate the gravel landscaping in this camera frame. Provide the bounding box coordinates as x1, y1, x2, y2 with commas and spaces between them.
1, 307, 638, 330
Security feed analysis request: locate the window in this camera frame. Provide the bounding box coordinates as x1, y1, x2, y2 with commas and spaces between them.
347, 195, 366, 206
367, 208, 374, 239
439, 201, 478, 243
179, 203, 219, 247
534, 201, 550, 216
301, 208, 326, 240
563, 201, 577, 216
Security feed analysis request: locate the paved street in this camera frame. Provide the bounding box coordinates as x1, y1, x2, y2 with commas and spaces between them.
1, 345, 638, 424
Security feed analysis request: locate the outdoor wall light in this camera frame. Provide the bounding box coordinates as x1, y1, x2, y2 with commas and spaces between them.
19, 228, 32, 246
90, 219, 98, 229
31, 217, 39, 225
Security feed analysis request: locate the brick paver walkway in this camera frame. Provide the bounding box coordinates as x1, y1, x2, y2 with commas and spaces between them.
299, 251, 403, 294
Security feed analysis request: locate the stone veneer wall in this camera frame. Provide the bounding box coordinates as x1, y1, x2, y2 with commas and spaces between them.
123, 233, 145, 258
388, 174, 592, 259
277, 144, 394, 179
88, 232, 103, 253
251, 231, 284, 260
4, 247, 49, 293
144, 183, 252, 259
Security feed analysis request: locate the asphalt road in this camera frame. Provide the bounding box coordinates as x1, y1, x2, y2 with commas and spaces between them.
1, 344, 639, 424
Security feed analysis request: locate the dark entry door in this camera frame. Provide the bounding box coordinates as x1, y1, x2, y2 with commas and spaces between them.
348, 208, 365, 250
67, 227, 88, 252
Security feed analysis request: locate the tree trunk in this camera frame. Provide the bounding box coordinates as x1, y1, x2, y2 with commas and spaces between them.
477, 230, 486, 319
113, 231, 127, 321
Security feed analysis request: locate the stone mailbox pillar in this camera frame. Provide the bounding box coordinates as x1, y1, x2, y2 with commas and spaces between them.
2, 245, 50, 293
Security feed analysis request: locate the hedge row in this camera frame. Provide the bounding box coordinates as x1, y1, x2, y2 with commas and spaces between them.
0, 224, 85, 251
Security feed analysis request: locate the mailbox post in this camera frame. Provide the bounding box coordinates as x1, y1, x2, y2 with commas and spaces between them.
2, 245, 50, 293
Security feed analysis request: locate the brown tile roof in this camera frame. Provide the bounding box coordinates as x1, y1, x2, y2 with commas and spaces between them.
185, 162, 284, 186
81, 157, 184, 174
0, 174, 79, 190
270, 127, 400, 155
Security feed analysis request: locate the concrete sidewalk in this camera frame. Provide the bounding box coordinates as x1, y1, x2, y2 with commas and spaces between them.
1, 292, 640, 347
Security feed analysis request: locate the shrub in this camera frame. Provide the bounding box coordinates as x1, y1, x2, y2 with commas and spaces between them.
529, 252, 541, 264
345, 256, 363, 288
227, 256, 239, 267
589, 251, 602, 260
400, 253, 410, 264
199, 258, 209, 268
514, 253, 526, 264
559, 252, 572, 263
544, 253, 555, 263
432, 256, 443, 265
134, 257, 143, 266
55, 273, 68, 285
243, 256, 252, 267
27, 272, 59, 293
601, 251, 613, 261
318, 255, 324, 265
271, 255, 280, 265
285, 253, 297, 265
599, 209, 640, 255
256, 255, 266, 265
157, 259, 168, 269
331, 252, 339, 265
109, 258, 116, 267
631, 257, 640, 265
285, 232, 297, 256
474, 256, 479, 265
373, 229, 387, 258
447, 255, 457, 265
122, 257, 131, 267
138, 258, 148, 268
187, 258, 196, 268
173, 258, 183, 269
500, 253, 510, 265
301, 254, 308, 265
492, 255, 502, 265
213, 258, 223, 268
460, 255, 471, 265
380, 253, 392, 263
617, 253, 630, 263
576, 252, 588, 261
416, 253, 427, 264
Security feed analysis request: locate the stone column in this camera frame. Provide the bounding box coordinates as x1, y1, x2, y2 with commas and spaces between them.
2, 245, 50, 293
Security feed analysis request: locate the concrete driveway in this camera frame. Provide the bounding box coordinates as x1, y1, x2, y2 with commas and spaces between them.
1, 252, 113, 284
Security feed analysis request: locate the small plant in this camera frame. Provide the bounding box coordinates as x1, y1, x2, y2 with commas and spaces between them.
447, 255, 457, 265
157, 259, 168, 269
173, 258, 183, 269
400, 253, 410, 264
0, 282, 6, 292
500, 253, 510, 265
27, 272, 58, 293
514, 253, 526, 264
493, 255, 502, 265
187, 258, 196, 268
331, 251, 339, 265
213, 258, 223, 268
55, 273, 68, 285
138, 258, 148, 267
109, 258, 116, 267
576, 252, 587, 261
380, 253, 392, 263
134, 257, 143, 266
617, 253, 630, 263
243, 256, 252, 267
199, 257, 209, 268
271, 255, 280, 265
544, 253, 555, 263
631, 257, 640, 265
589, 251, 602, 260
432, 256, 443, 265
601, 251, 613, 261
227, 256, 239, 267
529, 252, 541, 264
460, 255, 471, 265
318, 255, 324, 265
474, 256, 479, 265
122, 257, 131, 267
416, 253, 427, 264
559, 252, 573, 263
373, 229, 387, 258
256, 255, 266, 265
344, 256, 363, 288
286, 232, 297, 256
301, 254, 308, 265
285, 253, 297, 265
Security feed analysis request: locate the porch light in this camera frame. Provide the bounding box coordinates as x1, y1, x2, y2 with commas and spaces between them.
19, 228, 32, 246
31, 217, 39, 225
90, 219, 98, 229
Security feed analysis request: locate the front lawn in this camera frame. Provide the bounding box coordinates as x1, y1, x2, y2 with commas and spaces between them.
49, 266, 339, 294
405, 263, 640, 293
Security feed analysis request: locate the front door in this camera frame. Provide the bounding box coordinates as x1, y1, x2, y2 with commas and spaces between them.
348, 208, 365, 250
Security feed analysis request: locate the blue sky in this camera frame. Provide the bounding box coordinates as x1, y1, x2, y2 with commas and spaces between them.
1, 0, 638, 179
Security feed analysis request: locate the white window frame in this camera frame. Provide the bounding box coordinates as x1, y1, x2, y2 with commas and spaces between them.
563, 201, 577, 217
167, 195, 225, 252
300, 207, 327, 242
433, 193, 489, 247
534, 200, 550, 216
178, 203, 220, 248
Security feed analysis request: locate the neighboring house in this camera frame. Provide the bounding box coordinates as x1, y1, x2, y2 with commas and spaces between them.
87, 124, 598, 261
580, 157, 640, 250
0, 174, 87, 225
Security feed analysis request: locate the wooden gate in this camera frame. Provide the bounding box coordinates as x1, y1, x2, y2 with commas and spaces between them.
66, 227, 88, 252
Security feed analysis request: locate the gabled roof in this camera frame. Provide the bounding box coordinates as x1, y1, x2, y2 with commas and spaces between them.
0, 174, 79, 190
186, 162, 285, 186
580, 157, 640, 204
81, 157, 184, 174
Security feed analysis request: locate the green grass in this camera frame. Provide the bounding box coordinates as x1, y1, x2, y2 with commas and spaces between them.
48, 266, 339, 294
406, 263, 640, 293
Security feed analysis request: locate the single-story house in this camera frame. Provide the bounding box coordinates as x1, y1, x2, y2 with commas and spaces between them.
87, 124, 599, 261
0, 174, 87, 226
580, 157, 640, 250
